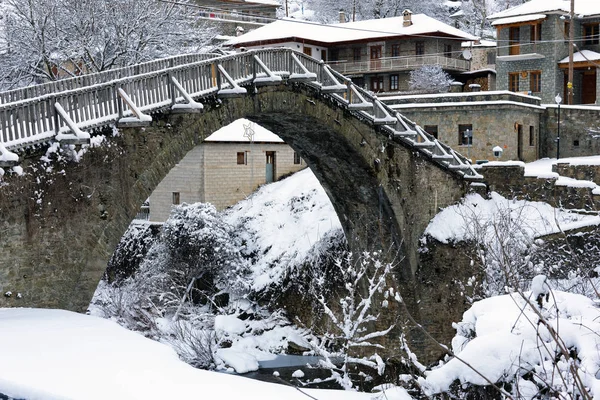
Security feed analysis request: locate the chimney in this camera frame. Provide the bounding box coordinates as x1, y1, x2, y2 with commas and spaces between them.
339, 10, 346, 23
402, 9, 413, 27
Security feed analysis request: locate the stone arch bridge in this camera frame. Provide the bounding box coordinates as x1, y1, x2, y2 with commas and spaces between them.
0, 49, 481, 357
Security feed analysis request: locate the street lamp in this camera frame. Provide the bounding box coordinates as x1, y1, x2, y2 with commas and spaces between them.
464, 128, 472, 160
555, 94, 562, 160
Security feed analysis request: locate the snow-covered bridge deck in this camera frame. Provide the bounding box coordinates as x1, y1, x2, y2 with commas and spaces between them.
0, 48, 480, 180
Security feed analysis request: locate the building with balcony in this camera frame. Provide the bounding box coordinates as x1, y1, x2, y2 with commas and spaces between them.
488, 0, 600, 104
227, 10, 477, 93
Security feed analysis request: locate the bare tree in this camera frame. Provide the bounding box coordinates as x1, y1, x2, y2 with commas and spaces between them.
0, 0, 216, 89
306, 251, 395, 390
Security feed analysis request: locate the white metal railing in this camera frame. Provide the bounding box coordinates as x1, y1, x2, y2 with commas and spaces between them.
328, 55, 470, 75
0, 48, 481, 180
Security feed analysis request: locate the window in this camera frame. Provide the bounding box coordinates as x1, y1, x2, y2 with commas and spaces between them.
509, 26, 520, 55
415, 41, 425, 56
329, 49, 339, 62
458, 124, 473, 146
293, 151, 301, 164
237, 152, 247, 165
303, 47, 312, 56
353, 48, 361, 61
530, 71, 541, 93
424, 125, 438, 139
172, 192, 180, 205
509, 72, 520, 92
444, 44, 452, 58
573, 139, 580, 147
530, 23, 541, 42
584, 23, 599, 45
529, 126, 535, 146
564, 21, 570, 41
391, 44, 400, 57
390, 74, 399, 91
370, 76, 384, 92
487, 52, 496, 65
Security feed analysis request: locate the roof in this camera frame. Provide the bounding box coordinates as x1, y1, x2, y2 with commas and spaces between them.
243, 0, 279, 6
489, 0, 600, 21
461, 39, 497, 47
491, 14, 547, 26
559, 50, 600, 63
227, 14, 477, 47
205, 118, 284, 143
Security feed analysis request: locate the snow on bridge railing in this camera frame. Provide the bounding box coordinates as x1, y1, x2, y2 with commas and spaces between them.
0, 52, 221, 105
0, 48, 481, 180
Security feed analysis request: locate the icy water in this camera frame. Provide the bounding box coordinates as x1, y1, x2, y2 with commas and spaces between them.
241, 355, 342, 390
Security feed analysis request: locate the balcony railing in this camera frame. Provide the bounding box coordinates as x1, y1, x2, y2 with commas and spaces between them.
328, 55, 470, 75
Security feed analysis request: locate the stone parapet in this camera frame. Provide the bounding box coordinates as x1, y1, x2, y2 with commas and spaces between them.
482, 163, 600, 211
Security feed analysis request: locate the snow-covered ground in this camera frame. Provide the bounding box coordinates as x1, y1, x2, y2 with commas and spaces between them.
425, 191, 600, 244
224, 167, 342, 292
0, 308, 410, 400
421, 284, 600, 398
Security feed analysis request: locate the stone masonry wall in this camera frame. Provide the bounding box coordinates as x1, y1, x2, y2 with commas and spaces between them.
481, 164, 600, 210
542, 106, 600, 159
202, 142, 304, 211
399, 103, 542, 162
148, 141, 304, 221
148, 146, 205, 222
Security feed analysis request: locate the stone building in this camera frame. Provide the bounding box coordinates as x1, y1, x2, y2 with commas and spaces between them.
148, 119, 305, 221
384, 91, 543, 162
227, 10, 477, 93
488, 0, 600, 104
459, 39, 497, 92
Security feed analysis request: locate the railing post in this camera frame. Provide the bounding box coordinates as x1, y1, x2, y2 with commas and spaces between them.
115, 85, 123, 119
168, 71, 176, 106
51, 97, 60, 134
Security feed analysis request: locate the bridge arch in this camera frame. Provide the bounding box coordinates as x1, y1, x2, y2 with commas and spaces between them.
0, 50, 479, 358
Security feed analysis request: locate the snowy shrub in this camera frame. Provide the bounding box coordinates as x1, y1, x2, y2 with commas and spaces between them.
408, 65, 453, 93
169, 320, 218, 369
104, 221, 160, 283
135, 203, 249, 320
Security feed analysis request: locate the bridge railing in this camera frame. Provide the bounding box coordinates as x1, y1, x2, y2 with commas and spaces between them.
0, 48, 482, 180
0, 52, 221, 105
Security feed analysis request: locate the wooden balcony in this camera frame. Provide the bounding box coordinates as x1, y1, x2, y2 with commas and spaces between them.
328, 55, 471, 75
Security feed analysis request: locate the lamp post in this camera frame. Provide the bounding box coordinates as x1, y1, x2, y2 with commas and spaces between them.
555, 94, 562, 160
464, 128, 472, 161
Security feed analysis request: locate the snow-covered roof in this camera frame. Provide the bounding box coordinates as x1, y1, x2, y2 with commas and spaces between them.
227, 14, 477, 46
461, 39, 497, 48
204, 118, 284, 143
489, 0, 600, 21
491, 14, 547, 26
243, 0, 279, 6
559, 50, 600, 63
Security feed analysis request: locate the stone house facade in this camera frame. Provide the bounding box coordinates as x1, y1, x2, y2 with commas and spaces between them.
148, 119, 305, 221
227, 11, 476, 93
489, 0, 600, 104
384, 91, 543, 162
